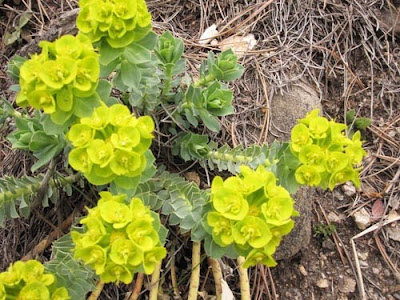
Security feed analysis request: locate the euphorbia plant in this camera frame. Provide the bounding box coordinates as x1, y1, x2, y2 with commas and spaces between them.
0, 260, 70, 300
1, 0, 369, 299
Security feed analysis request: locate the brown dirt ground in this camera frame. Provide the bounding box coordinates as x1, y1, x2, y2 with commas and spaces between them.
1, 0, 400, 299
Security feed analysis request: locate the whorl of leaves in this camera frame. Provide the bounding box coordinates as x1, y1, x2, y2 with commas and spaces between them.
45, 232, 96, 300
0, 174, 78, 227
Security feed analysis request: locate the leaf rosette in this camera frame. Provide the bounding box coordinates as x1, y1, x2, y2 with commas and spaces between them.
72, 192, 167, 284
17, 34, 100, 126
0, 260, 70, 300
77, 0, 152, 48
206, 166, 298, 268
67, 104, 154, 188
290, 109, 367, 190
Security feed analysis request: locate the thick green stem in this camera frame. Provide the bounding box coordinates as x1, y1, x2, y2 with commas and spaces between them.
207, 150, 254, 164
194, 73, 216, 87
88, 281, 104, 300
0, 174, 80, 205
208, 257, 223, 300
161, 65, 173, 96
149, 263, 161, 300
237, 256, 251, 300
188, 242, 201, 300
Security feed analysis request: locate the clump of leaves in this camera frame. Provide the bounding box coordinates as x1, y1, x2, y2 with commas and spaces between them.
290, 109, 367, 190
67, 104, 154, 188
314, 223, 336, 241
0, 259, 70, 300
71, 192, 167, 284
16, 34, 100, 127
345, 109, 372, 138
205, 166, 298, 268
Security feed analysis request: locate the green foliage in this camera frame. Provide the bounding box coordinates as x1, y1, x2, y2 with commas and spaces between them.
290, 109, 367, 190
16, 34, 101, 126
77, 0, 152, 48
71, 192, 167, 283
158, 170, 209, 240
0, 174, 78, 227
0, 259, 70, 300
204, 166, 298, 268
346, 109, 372, 138
313, 223, 336, 241
66, 104, 154, 189
45, 233, 96, 300
7, 110, 66, 172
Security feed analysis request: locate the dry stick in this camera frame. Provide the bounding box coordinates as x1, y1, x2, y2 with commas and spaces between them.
88, 281, 105, 300
208, 258, 222, 300
21, 206, 82, 260
187, 242, 201, 300
237, 256, 251, 300
129, 273, 144, 300
170, 250, 183, 300
149, 263, 162, 300
351, 214, 400, 300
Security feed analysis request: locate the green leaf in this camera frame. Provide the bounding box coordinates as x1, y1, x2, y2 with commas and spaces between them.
354, 118, 372, 130
123, 43, 152, 64
96, 79, 112, 102
198, 109, 220, 132
29, 131, 57, 151
204, 235, 238, 259
42, 114, 72, 135
73, 93, 101, 118
120, 60, 141, 88
346, 109, 355, 123
136, 31, 158, 50
31, 144, 61, 172
99, 41, 123, 65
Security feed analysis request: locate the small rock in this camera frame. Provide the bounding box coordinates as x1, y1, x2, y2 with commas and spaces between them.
327, 212, 340, 223
342, 182, 356, 196
316, 279, 330, 289
353, 208, 371, 230
322, 239, 336, 250
333, 190, 345, 201
357, 251, 369, 260
299, 265, 308, 276
386, 224, 400, 242
372, 267, 380, 275
184, 172, 201, 187
338, 276, 357, 294
198, 24, 218, 45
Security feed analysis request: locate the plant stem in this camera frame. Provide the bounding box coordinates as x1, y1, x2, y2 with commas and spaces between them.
208, 257, 222, 300
88, 281, 104, 300
161, 65, 173, 96
129, 273, 144, 300
194, 73, 215, 87
149, 263, 161, 300
188, 241, 201, 300
237, 256, 251, 300
170, 247, 182, 299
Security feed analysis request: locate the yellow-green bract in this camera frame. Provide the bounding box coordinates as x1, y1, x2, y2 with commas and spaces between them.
16, 34, 100, 125
71, 192, 166, 284
290, 109, 367, 190
67, 104, 154, 185
0, 260, 70, 300
77, 0, 152, 48
206, 166, 298, 268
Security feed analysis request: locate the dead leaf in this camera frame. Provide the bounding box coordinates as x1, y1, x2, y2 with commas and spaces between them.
221, 279, 235, 300
184, 172, 200, 187
386, 225, 400, 242
218, 34, 257, 58
371, 199, 385, 220
199, 24, 218, 45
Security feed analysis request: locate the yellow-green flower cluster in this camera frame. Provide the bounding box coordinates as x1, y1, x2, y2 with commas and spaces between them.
77, 0, 152, 48
206, 166, 298, 268
67, 104, 154, 185
290, 109, 366, 190
72, 192, 166, 284
17, 34, 99, 124
0, 260, 69, 300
